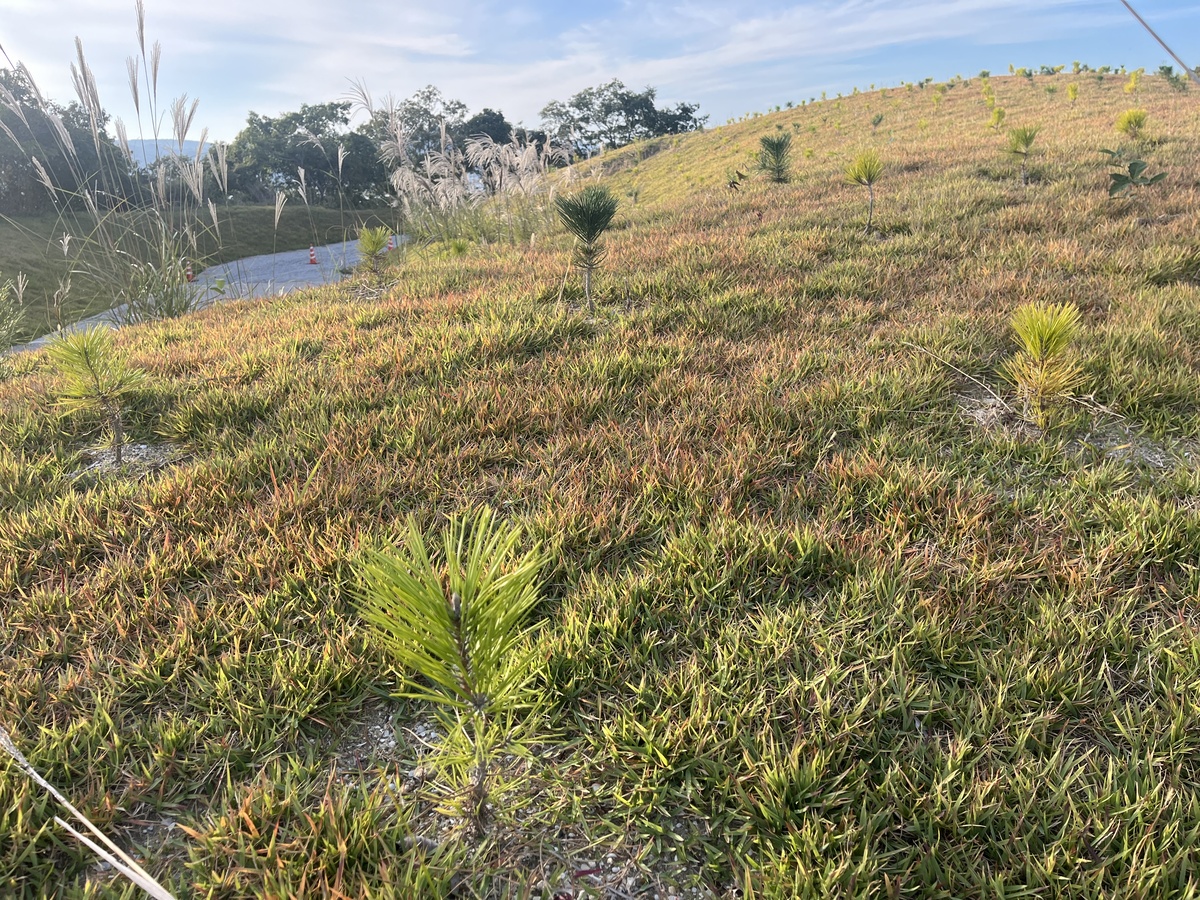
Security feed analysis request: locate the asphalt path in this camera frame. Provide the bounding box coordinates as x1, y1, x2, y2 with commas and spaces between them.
14, 239, 385, 353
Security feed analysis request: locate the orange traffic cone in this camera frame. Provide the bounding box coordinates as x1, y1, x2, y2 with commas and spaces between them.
308, 244, 317, 265
185, 262, 194, 282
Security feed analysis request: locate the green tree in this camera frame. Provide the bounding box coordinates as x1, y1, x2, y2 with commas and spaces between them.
227, 102, 384, 205
0, 67, 134, 215
458, 108, 513, 145
540, 80, 705, 157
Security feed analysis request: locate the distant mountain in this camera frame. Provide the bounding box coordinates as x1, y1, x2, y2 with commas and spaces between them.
126, 139, 209, 168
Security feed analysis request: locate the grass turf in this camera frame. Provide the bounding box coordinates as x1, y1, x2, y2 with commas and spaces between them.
2, 72, 1200, 897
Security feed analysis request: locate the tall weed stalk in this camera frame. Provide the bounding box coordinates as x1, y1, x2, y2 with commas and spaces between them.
0, 1, 223, 329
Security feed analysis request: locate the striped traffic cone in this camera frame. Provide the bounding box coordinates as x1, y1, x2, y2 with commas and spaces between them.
387, 234, 395, 251
185, 262, 194, 282
308, 244, 317, 265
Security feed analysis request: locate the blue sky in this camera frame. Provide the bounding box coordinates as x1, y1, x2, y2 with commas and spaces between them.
2, 0, 1199, 141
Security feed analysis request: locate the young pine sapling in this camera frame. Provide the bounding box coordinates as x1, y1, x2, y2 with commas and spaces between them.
1000, 301, 1085, 429
356, 225, 392, 287
845, 151, 884, 234
357, 508, 548, 838
1006, 126, 1040, 185
757, 133, 793, 184
555, 185, 619, 315
48, 326, 146, 466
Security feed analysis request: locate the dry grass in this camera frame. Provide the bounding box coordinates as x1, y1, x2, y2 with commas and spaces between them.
2, 72, 1200, 897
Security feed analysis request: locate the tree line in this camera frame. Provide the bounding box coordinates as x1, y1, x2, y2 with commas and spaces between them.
0, 72, 706, 215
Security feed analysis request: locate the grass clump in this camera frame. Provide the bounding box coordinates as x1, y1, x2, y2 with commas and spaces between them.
555, 184, 619, 314
357, 508, 547, 838
1000, 301, 1084, 428
757, 133, 793, 183
0, 273, 21, 355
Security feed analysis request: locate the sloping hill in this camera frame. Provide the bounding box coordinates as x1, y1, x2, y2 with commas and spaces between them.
2, 72, 1200, 897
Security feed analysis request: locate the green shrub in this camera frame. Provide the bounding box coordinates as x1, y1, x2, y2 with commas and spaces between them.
357, 508, 547, 837
1100, 149, 1166, 196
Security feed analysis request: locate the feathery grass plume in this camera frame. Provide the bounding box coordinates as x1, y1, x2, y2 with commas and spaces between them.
844, 150, 883, 234
1115, 108, 1149, 140
47, 325, 146, 465
357, 508, 548, 838
112, 225, 204, 325
1000, 301, 1084, 428
757, 133, 793, 183
1006, 125, 1039, 185
0, 726, 177, 899
2, 2, 220, 333
555, 184, 619, 315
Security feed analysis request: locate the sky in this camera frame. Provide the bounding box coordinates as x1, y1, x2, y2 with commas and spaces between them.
2, 0, 1199, 142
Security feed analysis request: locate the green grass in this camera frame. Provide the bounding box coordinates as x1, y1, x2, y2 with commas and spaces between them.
0, 206, 397, 341
2, 72, 1200, 897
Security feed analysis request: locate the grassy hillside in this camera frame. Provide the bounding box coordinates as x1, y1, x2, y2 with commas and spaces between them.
2, 72, 1200, 897
0, 206, 398, 341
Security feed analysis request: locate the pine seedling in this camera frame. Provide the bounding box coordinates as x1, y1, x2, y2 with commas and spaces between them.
1067, 82, 1079, 104
757, 133, 793, 183
845, 151, 884, 234
1006, 126, 1040, 184
357, 225, 391, 287
555, 185, 619, 315
48, 326, 146, 466
989, 107, 1006, 131
1115, 108, 1149, 140
358, 508, 548, 838
1000, 302, 1084, 428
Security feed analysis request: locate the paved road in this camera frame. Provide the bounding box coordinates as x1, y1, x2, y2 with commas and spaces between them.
13, 239, 390, 353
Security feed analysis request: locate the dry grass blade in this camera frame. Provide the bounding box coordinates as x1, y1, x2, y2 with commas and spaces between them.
0, 727, 176, 900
